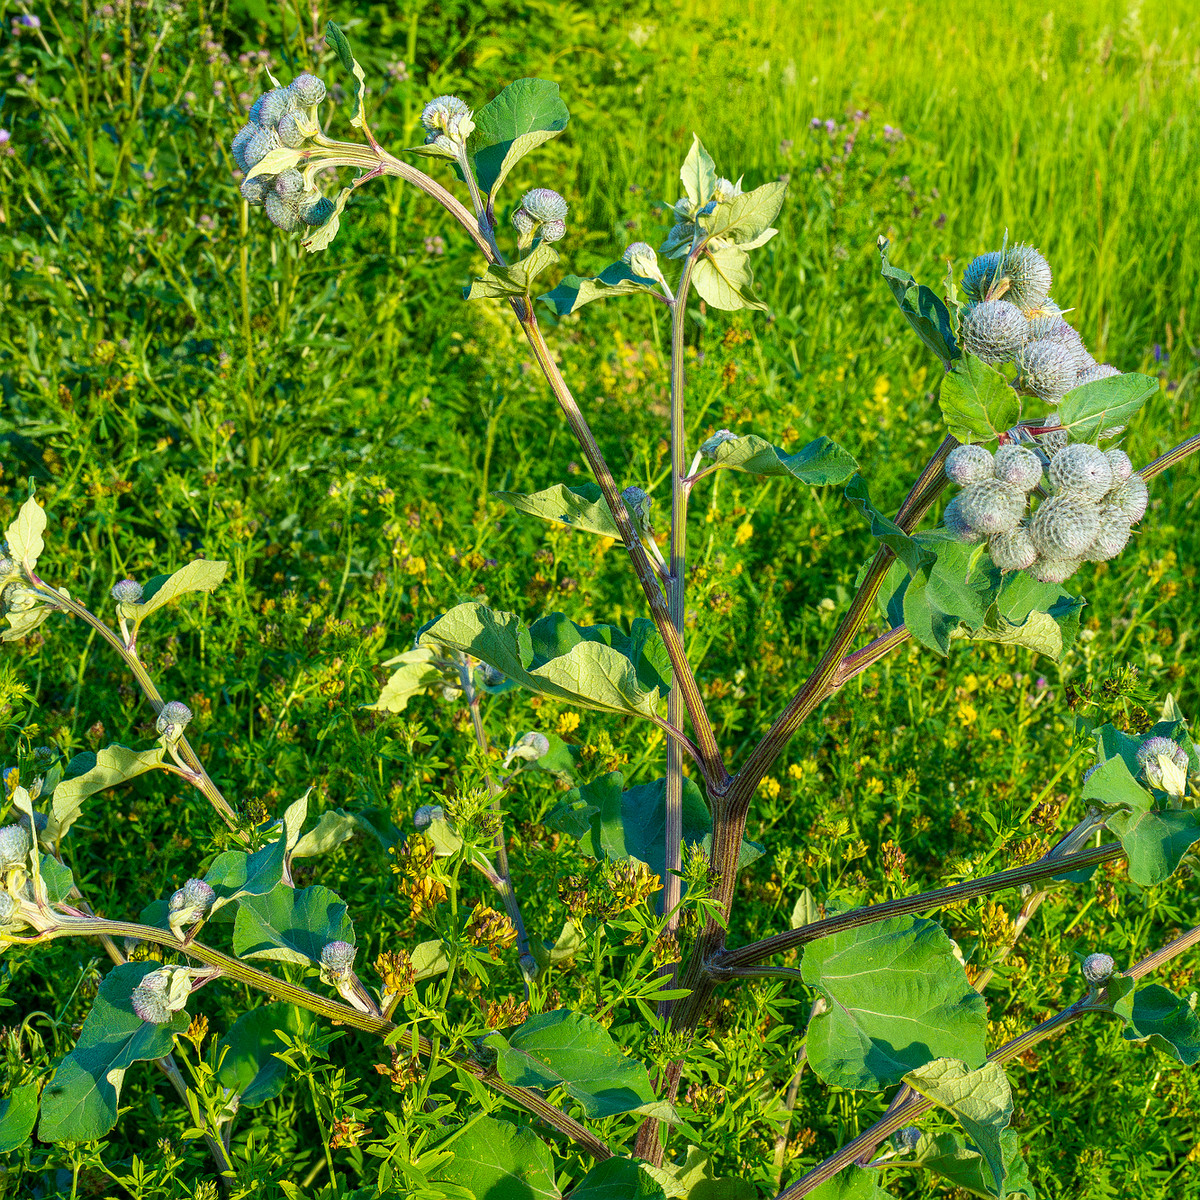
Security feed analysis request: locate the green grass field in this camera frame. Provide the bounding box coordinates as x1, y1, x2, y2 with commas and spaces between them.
2, 0, 1200, 1196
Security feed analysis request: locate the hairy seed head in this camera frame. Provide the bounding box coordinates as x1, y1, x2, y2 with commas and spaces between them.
1018, 338, 1078, 402
961, 299, 1027, 365
111, 578, 143, 604
1029, 493, 1100, 558
962, 251, 1004, 303
1049, 443, 1114, 500
1104, 448, 1133, 484
988, 527, 1037, 571
944, 443, 995, 486
992, 444, 1043, 492
288, 72, 326, 107
1081, 953, 1115, 985
958, 480, 1025, 536
942, 494, 984, 543
1109, 475, 1149, 523
1026, 555, 1080, 584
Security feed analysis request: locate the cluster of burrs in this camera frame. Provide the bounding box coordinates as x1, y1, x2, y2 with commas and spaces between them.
230, 72, 335, 232
959, 244, 1118, 402
943, 440, 1149, 584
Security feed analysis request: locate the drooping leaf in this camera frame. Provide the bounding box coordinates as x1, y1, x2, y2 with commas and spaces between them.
878, 237, 960, 367
433, 1116, 559, 1200
1058, 372, 1158, 441
897, 535, 999, 655
0, 1081, 40, 1153
301, 186, 353, 255
204, 837, 287, 917
418, 603, 670, 720
679, 134, 718, 207
49, 745, 166, 842
39, 963, 187, 1143
469, 78, 570, 199
692, 245, 766, 312
38, 852, 74, 905
801, 916, 988, 1091
412, 939, 451, 981
4, 496, 46, 569
641, 1145, 759, 1199
570, 1156, 667, 1200
232, 883, 354, 965
806, 1166, 890, 1200
217, 1002, 315, 1107
968, 570, 1084, 661
699, 181, 788, 248
790, 887, 820, 930
515, 731, 579, 784
290, 809, 360, 860
465, 243, 559, 300
529, 920, 582, 972
122, 560, 229, 624
701, 434, 857, 487
903, 1059, 1013, 1197
939, 355, 1021, 444
486, 1008, 674, 1120
494, 482, 621, 538
368, 647, 444, 713
1113, 983, 1200, 1065
845, 475, 936, 578
906, 1129, 1036, 1199
540, 262, 661, 316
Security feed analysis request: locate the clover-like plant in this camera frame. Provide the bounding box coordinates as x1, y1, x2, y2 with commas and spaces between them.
3, 21, 1200, 1200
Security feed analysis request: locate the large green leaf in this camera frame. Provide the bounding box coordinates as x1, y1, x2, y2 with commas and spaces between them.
433, 1116, 559, 1200
702, 434, 857, 486
0, 1081, 40, 1153
906, 1129, 1036, 1199
1113, 983, 1200, 1065
49, 744, 166, 842
290, 809, 360, 860
39, 963, 187, 1143
469, 78, 570, 199
465, 243, 559, 300
217, 1002, 315, 1107
1058, 372, 1158, 441
642, 1146, 759, 1199
903, 1059, 1012, 1197
204, 837, 287, 917
801, 916, 988, 1091
698, 181, 787, 247
548, 771, 763, 882
846, 475, 936, 578
692, 246, 766, 312
419, 603, 670, 720
807, 1167, 891, 1200
540, 262, 661, 316
494, 482, 621, 538
679, 134, 718, 207
570, 1156, 667, 1200
232, 883, 354, 965
939, 355, 1021, 443
4, 495, 46, 568
486, 1008, 672, 1120
369, 647, 444, 713
878, 238, 960, 368
122, 560, 229, 624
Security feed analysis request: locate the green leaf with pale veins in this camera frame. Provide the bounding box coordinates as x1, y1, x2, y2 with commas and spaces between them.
703, 434, 857, 486
49, 745, 166, 842
433, 1116, 559, 1200
1113, 983, 1200, 1065
39, 963, 188, 1143
217, 1002, 315, 1107
469, 78, 570, 199
699, 180, 788, 247
465, 243, 559, 300
302, 186, 353, 255
232, 883, 354, 965
801, 916, 988, 1091
4, 495, 46, 568
679, 134, 718, 206
807, 1167, 891, 1200
939, 354, 1021, 443
540, 262, 661, 315
419, 603, 670, 719
486, 1008, 674, 1120
570, 1156, 667, 1200
878, 237, 960, 367
369, 647, 444, 713
692, 246, 766, 311
493, 482, 621, 538
290, 809, 360, 860
123, 559, 229, 624
0, 1081, 40, 1153
845, 475, 936, 579
903, 1059, 1013, 1197
908, 1129, 1036, 1199
204, 837, 287, 917
1058, 372, 1158, 441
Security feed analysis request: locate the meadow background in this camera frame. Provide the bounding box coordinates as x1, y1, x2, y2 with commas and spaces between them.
2, 0, 1200, 1196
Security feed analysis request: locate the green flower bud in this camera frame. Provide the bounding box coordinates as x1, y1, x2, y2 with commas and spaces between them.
1104, 448, 1133, 484
156, 701, 193, 740
131, 975, 174, 1025
1001, 243, 1053, 309
944, 444, 994, 486
988, 526, 1037, 571
1110, 475, 1149, 523
320, 939, 357, 982
539, 218, 566, 243
958, 480, 1025, 536
1048, 443, 1113, 500
961, 299, 1026, 365
1084, 509, 1132, 562
265, 193, 300, 232
1039, 428, 1068, 458
111, 578, 143, 603
504, 731, 550, 768
240, 174, 274, 206
0, 891, 16, 926
511, 207, 537, 238
0, 555, 15, 578
258, 87, 295, 128
244, 125, 280, 169
962, 251, 1004, 304
414, 804, 442, 829
622, 485, 653, 531
1029, 492, 1100, 559
0, 822, 32, 866
894, 1126, 922, 1154
623, 241, 660, 279
942, 494, 983, 543
1137, 736, 1189, 773
169, 877, 215, 915
288, 72, 326, 107
521, 188, 568, 222
700, 429, 737, 456
230, 123, 257, 171
992, 444, 1043, 492
276, 112, 307, 149
1076, 362, 1120, 386
420, 95, 474, 146
1081, 952, 1115, 985
274, 169, 306, 198
1018, 338, 1078, 402
299, 193, 336, 227
712, 176, 742, 202
1027, 555, 1080, 584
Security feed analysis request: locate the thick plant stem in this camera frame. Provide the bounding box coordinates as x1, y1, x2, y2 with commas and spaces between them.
39, 916, 610, 1161
1139, 431, 1200, 482
517, 311, 727, 788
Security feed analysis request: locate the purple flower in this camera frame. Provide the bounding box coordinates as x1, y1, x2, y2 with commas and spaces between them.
824, 118, 837, 135
0, 130, 9, 145
16, 13, 41, 27
1036, 676, 1048, 690
1153, 343, 1167, 364
883, 124, 905, 143
809, 117, 821, 129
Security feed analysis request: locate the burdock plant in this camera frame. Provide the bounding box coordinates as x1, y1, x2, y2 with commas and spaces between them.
3, 21, 1200, 1200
